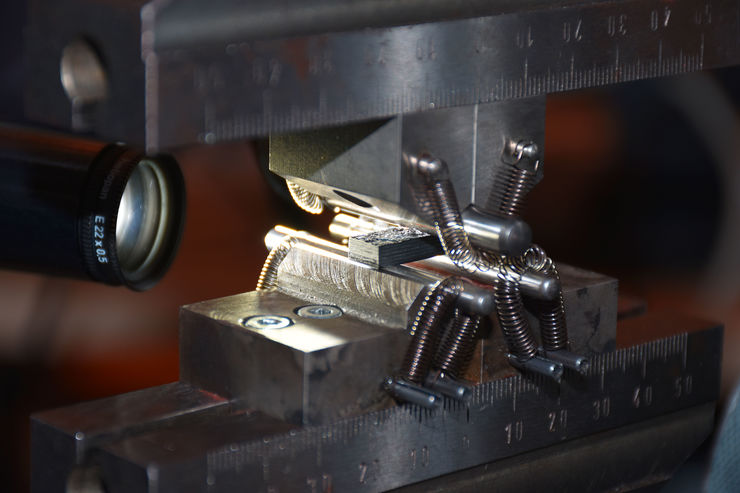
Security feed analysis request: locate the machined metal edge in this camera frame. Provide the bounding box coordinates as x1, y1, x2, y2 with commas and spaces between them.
89, 325, 721, 492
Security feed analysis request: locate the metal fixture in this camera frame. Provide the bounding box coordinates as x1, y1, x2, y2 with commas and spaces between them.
241, 315, 293, 330
32, 324, 722, 491
507, 354, 564, 383
383, 377, 440, 410
295, 305, 343, 319
460, 206, 532, 256
26, 0, 733, 490
425, 371, 472, 401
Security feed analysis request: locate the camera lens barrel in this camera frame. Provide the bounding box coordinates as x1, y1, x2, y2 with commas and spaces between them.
0, 125, 185, 290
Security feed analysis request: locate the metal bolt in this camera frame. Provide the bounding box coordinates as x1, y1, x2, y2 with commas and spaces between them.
295, 305, 343, 319
241, 315, 293, 330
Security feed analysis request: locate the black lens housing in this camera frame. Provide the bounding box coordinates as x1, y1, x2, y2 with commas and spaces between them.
77, 144, 185, 290
0, 126, 186, 290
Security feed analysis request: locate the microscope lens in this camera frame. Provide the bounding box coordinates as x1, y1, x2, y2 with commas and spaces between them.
115, 160, 175, 286
0, 125, 185, 290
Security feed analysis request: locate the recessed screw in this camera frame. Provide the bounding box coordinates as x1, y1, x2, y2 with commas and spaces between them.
241, 315, 292, 330
295, 305, 343, 319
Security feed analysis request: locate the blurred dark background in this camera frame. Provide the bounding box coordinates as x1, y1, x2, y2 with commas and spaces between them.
3, 2, 740, 492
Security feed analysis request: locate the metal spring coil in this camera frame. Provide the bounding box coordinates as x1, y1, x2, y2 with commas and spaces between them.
495, 165, 538, 218
255, 236, 298, 291
493, 262, 538, 361
409, 156, 500, 274
286, 180, 324, 214
524, 245, 568, 351
434, 309, 481, 379
408, 171, 438, 223
401, 278, 461, 384
408, 154, 541, 364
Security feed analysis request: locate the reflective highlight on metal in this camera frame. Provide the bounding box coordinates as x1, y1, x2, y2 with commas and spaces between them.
256, 234, 298, 291
116, 160, 173, 284
494, 140, 541, 217
461, 206, 532, 256
508, 354, 564, 382
434, 311, 481, 380
295, 305, 343, 319
400, 280, 460, 385
241, 315, 293, 330
546, 349, 591, 374
59, 39, 108, 106
286, 180, 324, 214
417, 254, 559, 301
383, 377, 440, 410
426, 372, 472, 401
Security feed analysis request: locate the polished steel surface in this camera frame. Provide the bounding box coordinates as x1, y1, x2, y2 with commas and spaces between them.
24, 2, 734, 491
269, 99, 545, 221
180, 290, 407, 424
25, 0, 740, 148
44, 325, 720, 492
460, 206, 532, 256
394, 403, 716, 492
266, 227, 617, 357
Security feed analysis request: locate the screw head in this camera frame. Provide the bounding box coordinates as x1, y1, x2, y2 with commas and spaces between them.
295, 305, 343, 319
241, 315, 292, 330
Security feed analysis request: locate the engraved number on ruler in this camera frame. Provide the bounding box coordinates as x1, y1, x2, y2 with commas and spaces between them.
563, 19, 584, 43
306, 474, 332, 493
505, 421, 524, 445
516, 26, 534, 49
650, 6, 672, 31
694, 3, 712, 25
592, 396, 611, 421
358, 460, 379, 484
409, 446, 430, 471
674, 375, 693, 398
547, 409, 568, 433
632, 385, 653, 408
607, 14, 628, 37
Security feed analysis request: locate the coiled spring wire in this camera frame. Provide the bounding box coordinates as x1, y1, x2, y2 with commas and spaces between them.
524, 244, 568, 351
255, 235, 298, 291
400, 278, 462, 384
286, 180, 324, 215
408, 154, 540, 363
492, 141, 540, 218
408, 155, 500, 275
434, 309, 481, 379
493, 260, 538, 361
494, 165, 538, 217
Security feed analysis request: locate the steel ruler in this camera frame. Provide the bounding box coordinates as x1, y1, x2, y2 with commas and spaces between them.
92, 325, 721, 492
148, 0, 740, 147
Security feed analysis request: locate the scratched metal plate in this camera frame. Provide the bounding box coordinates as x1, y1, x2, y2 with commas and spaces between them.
146, 0, 740, 148
90, 325, 721, 491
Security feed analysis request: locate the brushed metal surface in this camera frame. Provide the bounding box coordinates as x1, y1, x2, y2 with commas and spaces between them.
88, 325, 720, 492
24, 0, 740, 148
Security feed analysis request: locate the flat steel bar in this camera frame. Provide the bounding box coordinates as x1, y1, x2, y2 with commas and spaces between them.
147, 0, 740, 147
89, 325, 721, 492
